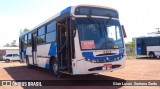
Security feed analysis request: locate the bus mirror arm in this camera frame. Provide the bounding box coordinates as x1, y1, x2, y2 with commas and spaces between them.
73, 27, 76, 37
121, 25, 127, 38
72, 19, 77, 38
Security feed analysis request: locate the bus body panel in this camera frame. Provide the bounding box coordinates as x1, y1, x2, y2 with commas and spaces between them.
74, 57, 125, 74
147, 46, 160, 56
26, 43, 57, 69
36, 44, 51, 68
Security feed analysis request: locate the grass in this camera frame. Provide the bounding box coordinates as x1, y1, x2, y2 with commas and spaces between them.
126, 56, 136, 60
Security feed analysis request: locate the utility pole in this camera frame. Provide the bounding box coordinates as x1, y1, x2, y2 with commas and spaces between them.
148, 28, 160, 35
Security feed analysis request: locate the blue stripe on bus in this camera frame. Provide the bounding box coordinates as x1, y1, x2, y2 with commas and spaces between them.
48, 42, 57, 57
20, 51, 22, 59
20, 50, 26, 60
45, 64, 50, 69
60, 6, 71, 15
82, 49, 124, 60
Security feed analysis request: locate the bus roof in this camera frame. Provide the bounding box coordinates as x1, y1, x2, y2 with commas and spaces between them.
19, 5, 118, 37
133, 35, 160, 39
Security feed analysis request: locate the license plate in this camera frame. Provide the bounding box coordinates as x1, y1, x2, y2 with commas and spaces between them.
103, 64, 112, 68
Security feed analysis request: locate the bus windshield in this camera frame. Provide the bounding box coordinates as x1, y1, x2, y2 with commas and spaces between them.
76, 18, 124, 50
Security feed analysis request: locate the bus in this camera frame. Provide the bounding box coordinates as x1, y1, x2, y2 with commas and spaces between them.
19, 5, 127, 76
135, 36, 160, 58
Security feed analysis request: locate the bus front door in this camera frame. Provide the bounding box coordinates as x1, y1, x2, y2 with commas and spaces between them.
57, 19, 72, 73
32, 33, 37, 65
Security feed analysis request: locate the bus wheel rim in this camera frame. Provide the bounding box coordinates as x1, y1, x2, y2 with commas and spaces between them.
53, 63, 58, 74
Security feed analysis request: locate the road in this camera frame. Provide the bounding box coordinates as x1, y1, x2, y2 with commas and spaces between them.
0, 58, 160, 89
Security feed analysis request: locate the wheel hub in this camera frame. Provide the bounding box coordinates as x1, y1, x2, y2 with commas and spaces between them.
53, 63, 58, 74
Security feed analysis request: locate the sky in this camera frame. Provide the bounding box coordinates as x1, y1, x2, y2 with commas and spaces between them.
0, 0, 160, 46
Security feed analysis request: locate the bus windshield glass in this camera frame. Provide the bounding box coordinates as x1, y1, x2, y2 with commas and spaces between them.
76, 18, 123, 50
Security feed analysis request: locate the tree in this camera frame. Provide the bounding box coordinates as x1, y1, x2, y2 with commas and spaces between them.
11, 40, 18, 47
126, 40, 135, 52
4, 43, 10, 47
4, 40, 18, 47
20, 28, 29, 35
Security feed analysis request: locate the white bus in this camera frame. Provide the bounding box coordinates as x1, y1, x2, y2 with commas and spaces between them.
19, 5, 127, 76
135, 36, 160, 58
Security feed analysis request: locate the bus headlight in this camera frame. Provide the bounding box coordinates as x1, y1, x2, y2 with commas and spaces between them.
92, 60, 96, 63
117, 57, 120, 60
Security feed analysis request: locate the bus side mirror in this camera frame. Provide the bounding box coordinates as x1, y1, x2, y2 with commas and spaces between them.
121, 25, 127, 38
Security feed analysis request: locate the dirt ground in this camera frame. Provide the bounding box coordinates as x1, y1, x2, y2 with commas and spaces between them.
0, 57, 160, 89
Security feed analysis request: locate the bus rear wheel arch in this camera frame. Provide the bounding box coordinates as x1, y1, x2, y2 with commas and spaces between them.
149, 52, 156, 58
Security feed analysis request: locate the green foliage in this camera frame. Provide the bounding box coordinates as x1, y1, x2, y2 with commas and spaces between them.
20, 28, 29, 35
126, 40, 135, 49
126, 40, 136, 56
4, 43, 10, 47
4, 40, 18, 47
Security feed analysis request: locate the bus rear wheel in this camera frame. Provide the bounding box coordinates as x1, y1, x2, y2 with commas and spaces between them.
26, 56, 32, 68
51, 59, 59, 77
149, 52, 156, 59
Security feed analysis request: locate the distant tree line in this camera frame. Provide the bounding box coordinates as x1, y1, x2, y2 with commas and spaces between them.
3, 28, 29, 47
4, 40, 18, 47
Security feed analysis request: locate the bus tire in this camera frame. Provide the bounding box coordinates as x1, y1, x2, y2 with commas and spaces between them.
149, 52, 156, 59
26, 56, 32, 68
5, 59, 10, 63
50, 58, 59, 77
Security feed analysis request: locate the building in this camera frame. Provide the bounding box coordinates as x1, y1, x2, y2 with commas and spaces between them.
0, 47, 19, 60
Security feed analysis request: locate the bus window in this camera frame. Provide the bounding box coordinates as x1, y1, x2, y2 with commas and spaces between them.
47, 21, 56, 33
46, 31, 56, 43
37, 35, 45, 44
38, 26, 45, 36
28, 33, 32, 46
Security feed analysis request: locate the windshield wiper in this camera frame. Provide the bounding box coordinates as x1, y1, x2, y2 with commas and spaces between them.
86, 15, 99, 28
101, 17, 112, 49
86, 15, 103, 36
